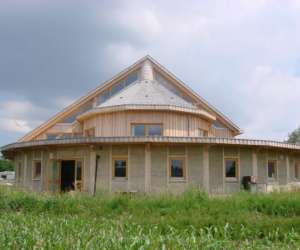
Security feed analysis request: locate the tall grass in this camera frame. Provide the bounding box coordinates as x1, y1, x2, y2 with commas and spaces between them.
0, 187, 300, 249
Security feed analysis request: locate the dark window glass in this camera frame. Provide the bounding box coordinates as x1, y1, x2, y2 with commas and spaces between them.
225, 159, 237, 178
133, 125, 145, 136
268, 161, 276, 178
114, 160, 127, 177
47, 134, 58, 140
76, 161, 82, 181
170, 159, 184, 177
34, 161, 41, 179
148, 125, 162, 136
111, 83, 124, 96
125, 72, 138, 86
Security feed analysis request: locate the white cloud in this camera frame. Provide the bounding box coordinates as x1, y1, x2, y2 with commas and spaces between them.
240, 66, 300, 140
0, 99, 45, 133
0, 118, 31, 133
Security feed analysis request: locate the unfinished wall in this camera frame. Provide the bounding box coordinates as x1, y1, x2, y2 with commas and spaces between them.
209, 146, 224, 194
151, 145, 168, 193
129, 145, 145, 192
187, 145, 203, 188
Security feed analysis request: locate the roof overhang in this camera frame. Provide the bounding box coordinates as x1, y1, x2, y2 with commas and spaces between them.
77, 104, 216, 122
2, 137, 300, 155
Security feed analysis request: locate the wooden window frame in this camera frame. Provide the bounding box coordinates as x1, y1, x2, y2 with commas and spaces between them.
112, 157, 128, 178
224, 157, 239, 182
16, 161, 22, 182
131, 123, 163, 136
267, 160, 277, 180
32, 160, 42, 181
169, 156, 186, 180
295, 161, 300, 181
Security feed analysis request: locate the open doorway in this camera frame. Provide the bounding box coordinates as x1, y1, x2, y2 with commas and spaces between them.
61, 160, 75, 192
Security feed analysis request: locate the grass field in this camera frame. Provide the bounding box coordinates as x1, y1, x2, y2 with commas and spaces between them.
0, 187, 300, 249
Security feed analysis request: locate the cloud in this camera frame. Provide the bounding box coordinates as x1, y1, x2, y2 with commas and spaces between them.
0, 100, 45, 134
0, 0, 300, 144
240, 66, 300, 140
0, 118, 31, 133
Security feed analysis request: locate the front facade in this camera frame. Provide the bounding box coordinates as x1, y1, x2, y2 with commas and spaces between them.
2, 56, 300, 194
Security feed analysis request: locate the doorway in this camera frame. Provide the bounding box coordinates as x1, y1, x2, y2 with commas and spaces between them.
60, 160, 75, 192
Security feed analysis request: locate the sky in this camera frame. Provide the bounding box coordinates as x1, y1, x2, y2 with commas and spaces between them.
1, 0, 300, 146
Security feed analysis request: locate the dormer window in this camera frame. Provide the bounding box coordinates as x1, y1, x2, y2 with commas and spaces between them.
132, 124, 162, 136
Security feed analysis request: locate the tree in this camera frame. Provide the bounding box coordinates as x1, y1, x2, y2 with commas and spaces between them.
0, 155, 14, 172
287, 127, 300, 144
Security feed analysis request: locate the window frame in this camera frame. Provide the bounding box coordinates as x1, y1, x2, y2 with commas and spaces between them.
32, 160, 42, 181
112, 157, 128, 178
295, 161, 300, 180
169, 156, 186, 180
267, 160, 277, 180
131, 123, 163, 137
132, 124, 146, 136
16, 161, 22, 182
148, 124, 163, 136
224, 157, 239, 182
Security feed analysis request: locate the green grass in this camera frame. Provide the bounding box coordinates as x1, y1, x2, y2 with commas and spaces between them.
0, 187, 300, 249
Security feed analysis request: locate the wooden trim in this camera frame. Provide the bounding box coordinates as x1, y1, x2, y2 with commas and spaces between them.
224, 157, 240, 182
77, 105, 216, 122
112, 157, 128, 178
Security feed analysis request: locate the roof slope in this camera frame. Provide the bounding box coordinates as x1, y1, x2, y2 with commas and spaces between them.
98, 80, 197, 109
19, 55, 242, 142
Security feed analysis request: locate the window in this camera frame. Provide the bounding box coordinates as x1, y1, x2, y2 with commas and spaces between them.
75, 160, 83, 191
295, 162, 300, 180
47, 134, 59, 140
170, 158, 185, 178
225, 158, 238, 180
268, 160, 277, 179
132, 124, 162, 136
148, 124, 162, 136
16, 162, 22, 182
33, 161, 41, 180
113, 159, 127, 177
76, 161, 82, 181
198, 129, 208, 137
133, 124, 145, 136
